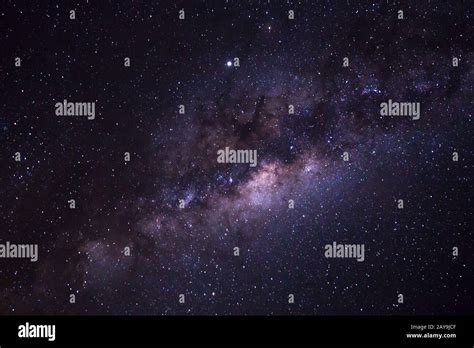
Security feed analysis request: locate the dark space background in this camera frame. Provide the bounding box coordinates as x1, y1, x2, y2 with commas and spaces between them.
0, 0, 472, 315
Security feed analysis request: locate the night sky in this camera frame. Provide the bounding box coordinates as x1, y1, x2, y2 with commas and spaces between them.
0, 1, 472, 315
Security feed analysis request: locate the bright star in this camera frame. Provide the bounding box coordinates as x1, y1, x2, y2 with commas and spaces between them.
226, 61, 232, 67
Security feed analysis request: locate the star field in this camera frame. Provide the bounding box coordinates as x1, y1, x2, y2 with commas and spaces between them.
0, 0, 472, 315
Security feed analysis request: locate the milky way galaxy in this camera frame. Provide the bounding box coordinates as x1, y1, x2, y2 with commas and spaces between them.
0, 1, 472, 315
